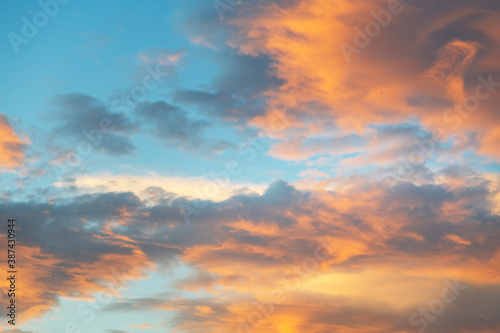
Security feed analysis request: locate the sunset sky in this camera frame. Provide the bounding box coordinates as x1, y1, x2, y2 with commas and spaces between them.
1, 0, 500, 332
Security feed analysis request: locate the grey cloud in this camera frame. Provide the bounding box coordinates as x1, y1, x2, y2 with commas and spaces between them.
135, 101, 234, 152
172, 52, 283, 121
47, 93, 136, 156
102, 297, 167, 312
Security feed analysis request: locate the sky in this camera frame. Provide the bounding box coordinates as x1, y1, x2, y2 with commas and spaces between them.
0, 0, 500, 332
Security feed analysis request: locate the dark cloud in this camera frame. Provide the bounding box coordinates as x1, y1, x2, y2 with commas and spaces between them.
45, 93, 238, 157
212, 52, 283, 98
173, 52, 283, 121
2, 192, 144, 263
135, 101, 234, 152
47, 93, 136, 156
139, 243, 182, 265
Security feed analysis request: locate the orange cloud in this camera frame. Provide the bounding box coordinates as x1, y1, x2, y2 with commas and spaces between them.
0, 115, 28, 170
226, 0, 500, 162
0, 231, 154, 325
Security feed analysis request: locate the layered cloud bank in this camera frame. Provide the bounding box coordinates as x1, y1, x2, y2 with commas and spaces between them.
2, 176, 500, 332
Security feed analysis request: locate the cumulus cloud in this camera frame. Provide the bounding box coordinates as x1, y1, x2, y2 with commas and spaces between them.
47, 93, 136, 156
